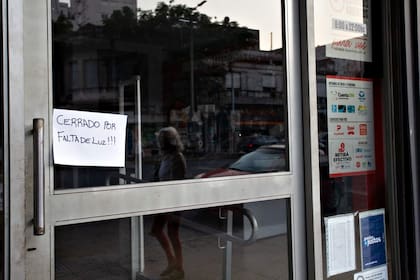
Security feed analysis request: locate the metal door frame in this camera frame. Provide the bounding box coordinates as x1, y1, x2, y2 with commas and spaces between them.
7, 0, 26, 279
7, 0, 307, 279
1, 0, 10, 279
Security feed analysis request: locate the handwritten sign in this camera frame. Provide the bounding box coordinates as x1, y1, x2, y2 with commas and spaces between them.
53, 109, 128, 167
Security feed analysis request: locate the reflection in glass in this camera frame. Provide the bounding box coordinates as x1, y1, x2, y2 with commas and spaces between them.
55, 199, 291, 280
0, 6, 4, 276
0, 88, 3, 280
314, 0, 389, 279
196, 144, 286, 178
52, 0, 287, 189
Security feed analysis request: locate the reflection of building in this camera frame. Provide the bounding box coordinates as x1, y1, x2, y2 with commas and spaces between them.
53, 0, 137, 27
55, 46, 285, 152
166, 49, 285, 152
52, 0, 137, 26
72, 0, 136, 26
53, 8, 286, 153
54, 37, 166, 120
199, 50, 285, 140
200, 50, 284, 107
223, 50, 283, 106
52, 0, 70, 21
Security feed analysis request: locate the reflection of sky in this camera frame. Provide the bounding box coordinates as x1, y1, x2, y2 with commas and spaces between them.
59, 0, 282, 50
138, 0, 282, 50
314, 0, 366, 46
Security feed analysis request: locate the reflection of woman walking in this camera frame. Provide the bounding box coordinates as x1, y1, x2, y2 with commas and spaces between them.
151, 127, 186, 280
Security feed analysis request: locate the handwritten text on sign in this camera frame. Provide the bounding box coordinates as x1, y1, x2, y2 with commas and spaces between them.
53, 109, 128, 167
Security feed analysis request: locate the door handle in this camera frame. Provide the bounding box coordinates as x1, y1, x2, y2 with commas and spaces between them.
238, 208, 259, 244
218, 207, 259, 246
33, 118, 45, 235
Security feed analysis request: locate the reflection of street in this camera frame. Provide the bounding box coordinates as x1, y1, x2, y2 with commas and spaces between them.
186, 156, 238, 179
52, 0, 287, 189
55, 213, 290, 280
141, 155, 239, 181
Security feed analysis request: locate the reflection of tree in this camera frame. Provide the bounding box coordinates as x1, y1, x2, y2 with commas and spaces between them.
102, 6, 137, 38
52, 3, 266, 123
51, 2, 286, 182
99, 3, 257, 109
53, 3, 258, 63
53, 14, 73, 35
98, 3, 258, 53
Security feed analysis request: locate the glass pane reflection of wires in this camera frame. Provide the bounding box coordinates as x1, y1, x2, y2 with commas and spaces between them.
52, 0, 288, 189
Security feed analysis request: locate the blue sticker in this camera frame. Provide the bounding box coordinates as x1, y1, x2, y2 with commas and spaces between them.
360, 211, 386, 270
347, 105, 355, 113
338, 105, 347, 113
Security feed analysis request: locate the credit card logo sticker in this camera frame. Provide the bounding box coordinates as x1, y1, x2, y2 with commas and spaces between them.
359, 124, 368, 136
338, 105, 347, 113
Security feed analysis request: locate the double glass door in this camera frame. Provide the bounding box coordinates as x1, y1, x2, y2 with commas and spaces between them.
22, 0, 305, 279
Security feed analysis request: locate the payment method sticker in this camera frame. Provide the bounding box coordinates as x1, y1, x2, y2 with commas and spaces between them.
326, 76, 376, 177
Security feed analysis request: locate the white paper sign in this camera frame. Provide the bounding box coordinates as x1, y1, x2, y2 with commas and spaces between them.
354, 265, 388, 280
327, 76, 376, 177
325, 214, 356, 277
315, 0, 372, 62
53, 109, 128, 167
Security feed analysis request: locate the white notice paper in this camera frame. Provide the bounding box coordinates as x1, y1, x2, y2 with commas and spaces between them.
53, 109, 128, 167
354, 265, 388, 280
325, 214, 356, 277
315, 0, 372, 62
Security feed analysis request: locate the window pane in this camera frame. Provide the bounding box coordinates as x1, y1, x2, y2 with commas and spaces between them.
52, 0, 287, 189
314, 0, 391, 279
55, 199, 291, 280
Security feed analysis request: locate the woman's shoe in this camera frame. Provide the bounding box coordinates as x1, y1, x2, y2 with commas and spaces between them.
160, 264, 176, 277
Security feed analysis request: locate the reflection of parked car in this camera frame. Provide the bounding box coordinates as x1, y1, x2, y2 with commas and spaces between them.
195, 145, 287, 178
238, 135, 281, 153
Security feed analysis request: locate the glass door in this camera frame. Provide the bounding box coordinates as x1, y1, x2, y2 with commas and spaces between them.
22, 0, 305, 279
308, 0, 398, 279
